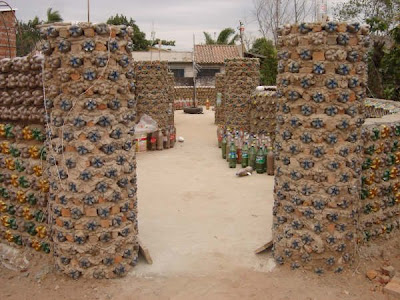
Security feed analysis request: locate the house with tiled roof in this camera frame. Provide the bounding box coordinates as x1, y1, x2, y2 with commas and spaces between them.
194, 45, 243, 86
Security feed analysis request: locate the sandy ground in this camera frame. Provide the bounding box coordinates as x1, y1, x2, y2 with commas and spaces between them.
0, 109, 398, 300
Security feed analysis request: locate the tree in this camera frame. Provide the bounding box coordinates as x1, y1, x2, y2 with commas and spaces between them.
16, 17, 41, 56
253, 0, 313, 45
107, 14, 176, 50
46, 8, 63, 24
250, 37, 277, 85
335, 0, 400, 100
335, 0, 399, 34
107, 14, 148, 51
203, 28, 239, 45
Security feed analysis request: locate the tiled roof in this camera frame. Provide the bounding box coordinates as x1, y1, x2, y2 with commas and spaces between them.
195, 45, 242, 64
131, 51, 192, 63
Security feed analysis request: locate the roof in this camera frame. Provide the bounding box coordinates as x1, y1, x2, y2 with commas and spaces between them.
195, 45, 242, 64
131, 51, 192, 63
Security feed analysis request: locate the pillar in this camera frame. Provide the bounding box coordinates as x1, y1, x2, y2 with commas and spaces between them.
42, 23, 138, 279
273, 22, 369, 273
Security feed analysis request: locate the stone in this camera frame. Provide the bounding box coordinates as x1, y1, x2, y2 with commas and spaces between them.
381, 266, 396, 278
367, 270, 379, 280
376, 275, 391, 285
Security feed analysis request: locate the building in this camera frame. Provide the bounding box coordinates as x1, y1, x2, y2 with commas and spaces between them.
131, 44, 243, 87
0, 6, 17, 59
194, 44, 243, 86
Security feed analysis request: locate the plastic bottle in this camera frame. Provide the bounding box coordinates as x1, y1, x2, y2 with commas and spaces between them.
217, 127, 223, 148
228, 142, 237, 168
255, 146, 266, 174
149, 131, 157, 151
235, 131, 242, 164
241, 142, 249, 168
206, 98, 210, 110
249, 144, 257, 170
165, 128, 171, 149
267, 148, 274, 175
162, 130, 168, 149
156, 130, 163, 150
170, 126, 175, 148
226, 132, 231, 162
221, 135, 227, 159
263, 145, 268, 173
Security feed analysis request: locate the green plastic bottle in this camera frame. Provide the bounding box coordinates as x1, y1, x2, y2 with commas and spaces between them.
221, 135, 227, 159
256, 146, 266, 174
263, 145, 268, 173
249, 145, 257, 170
228, 143, 237, 168
241, 142, 249, 167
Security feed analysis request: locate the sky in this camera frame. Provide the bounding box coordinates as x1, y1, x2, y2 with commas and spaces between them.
9, 0, 343, 51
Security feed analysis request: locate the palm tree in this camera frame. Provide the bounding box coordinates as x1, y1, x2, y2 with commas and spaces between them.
46, 8, 63, 24
203, 28, 239, 45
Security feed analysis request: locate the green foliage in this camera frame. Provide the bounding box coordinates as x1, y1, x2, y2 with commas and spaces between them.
381, 26, 400, 100
250, 38, 277, 86
16, 17, 41, 56
335, 0, 399, 33
336, 0, 400, 100
107, 14, 175, 50
46, 8, 63, 24
16, 7, 63, 56
107, 14, 148, 51
203, 28, 239, 45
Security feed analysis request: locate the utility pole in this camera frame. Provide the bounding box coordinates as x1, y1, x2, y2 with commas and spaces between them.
239, 21, 245, 55
192, 33, 197, 107
87, 0, 90, 23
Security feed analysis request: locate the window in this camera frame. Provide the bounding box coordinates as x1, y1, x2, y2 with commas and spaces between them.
198, 68, 220, 77
171, 69, 184, 78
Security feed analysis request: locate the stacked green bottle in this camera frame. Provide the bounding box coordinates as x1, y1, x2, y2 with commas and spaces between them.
255, 146, 266, 174
248, 145, 257, 170
228, 142, 237, 168
263, 145, 268, 173
221, 135, 227, 159
241, 142, 249, 167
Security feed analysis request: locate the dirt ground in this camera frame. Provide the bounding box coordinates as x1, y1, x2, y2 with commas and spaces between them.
0, 109, 399, 300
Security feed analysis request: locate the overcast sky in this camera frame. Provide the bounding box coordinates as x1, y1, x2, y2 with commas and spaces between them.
9, 0, 343, 50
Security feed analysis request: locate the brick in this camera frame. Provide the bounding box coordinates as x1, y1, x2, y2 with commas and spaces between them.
84, 28, 95, 37
86, 207, 98, 217
71, 43, 81, 52
349, 37, 358, 46
66, 234, 74, 242
75, 223, 84, 230
95, 43, 107, 51
384, 280, 400, 298
111, 205, 120, 215
59, 29, 69, 38
61, 208, 71, 217
70, 73, 81, 81
366, 270, 379, 280
100, 219, 110, 228
114, 255, 123, 263
313, 51, 325, 61
327, 36, 338, 45
337, 23, 347, 32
